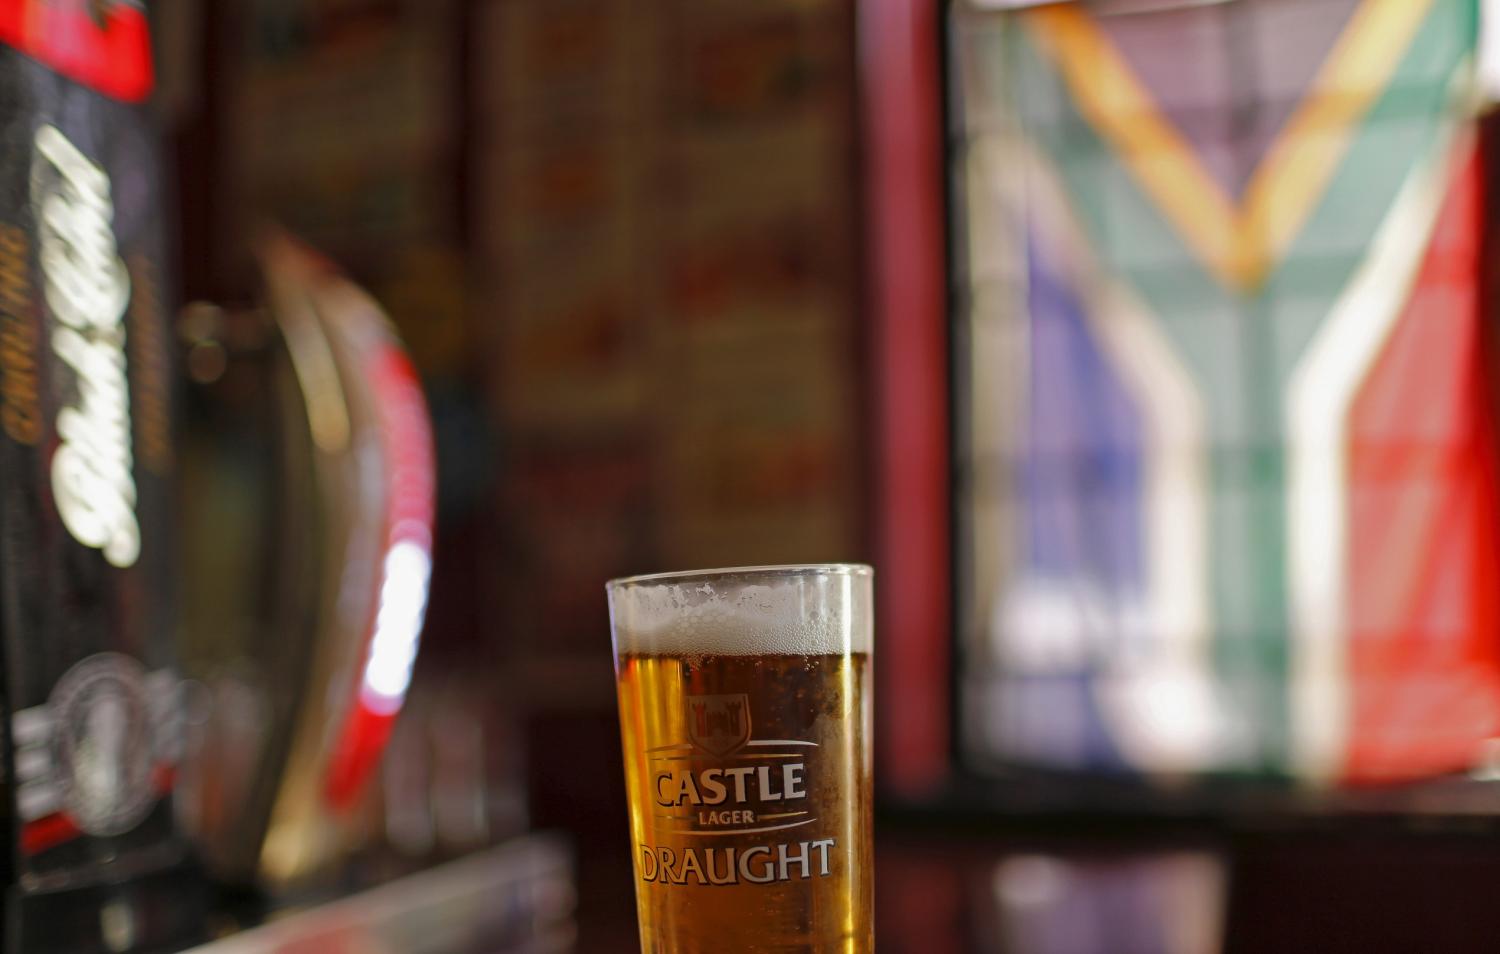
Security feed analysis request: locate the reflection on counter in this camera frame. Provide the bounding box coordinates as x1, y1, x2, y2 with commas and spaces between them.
187, 835, 574, 954
989, 852, 1225, 954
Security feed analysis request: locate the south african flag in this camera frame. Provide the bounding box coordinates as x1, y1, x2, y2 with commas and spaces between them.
954, 0, 1496, 784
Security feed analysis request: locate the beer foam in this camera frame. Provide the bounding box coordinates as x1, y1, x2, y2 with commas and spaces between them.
608, 565, 873, 658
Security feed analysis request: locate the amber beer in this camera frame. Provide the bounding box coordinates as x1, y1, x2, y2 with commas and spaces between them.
608, 565, 874, 953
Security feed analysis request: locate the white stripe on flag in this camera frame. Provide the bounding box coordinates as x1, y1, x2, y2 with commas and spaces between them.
1284, 107, 1468, 785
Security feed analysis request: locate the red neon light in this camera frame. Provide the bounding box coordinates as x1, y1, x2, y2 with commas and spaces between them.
322, 343, 435, 810
0, 1, 153, 103
20, 812, 79, 856
21, 770, 175, 855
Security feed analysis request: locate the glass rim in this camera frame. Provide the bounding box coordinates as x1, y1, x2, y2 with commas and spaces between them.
606, 563, 873, 591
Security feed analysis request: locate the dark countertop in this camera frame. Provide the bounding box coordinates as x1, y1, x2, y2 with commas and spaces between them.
575, 821, 1500, 953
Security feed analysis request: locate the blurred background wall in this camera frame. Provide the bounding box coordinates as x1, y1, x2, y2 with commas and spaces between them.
164, 0, 871, 859
151, 0, 1500, 948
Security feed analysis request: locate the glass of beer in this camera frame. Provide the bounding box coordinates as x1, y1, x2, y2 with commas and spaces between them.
607, 564, 874, 953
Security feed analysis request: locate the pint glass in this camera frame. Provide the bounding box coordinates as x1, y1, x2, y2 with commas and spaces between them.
607, 565, 874, 953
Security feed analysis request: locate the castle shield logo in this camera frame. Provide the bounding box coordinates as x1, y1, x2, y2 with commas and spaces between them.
687, 693, 751, 757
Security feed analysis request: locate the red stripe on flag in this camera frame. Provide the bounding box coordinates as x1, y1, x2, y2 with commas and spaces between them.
1342, 142, 1500, 782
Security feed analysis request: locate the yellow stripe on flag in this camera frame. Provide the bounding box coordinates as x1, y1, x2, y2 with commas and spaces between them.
1026, 0, 1440, 292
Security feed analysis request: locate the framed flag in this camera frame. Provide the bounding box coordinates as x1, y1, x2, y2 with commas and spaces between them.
945, 0, 1500, 790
